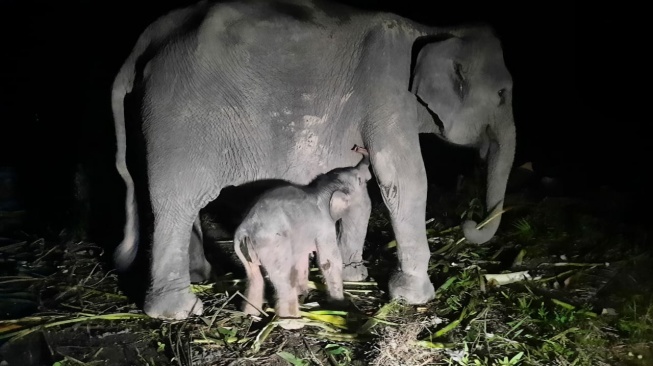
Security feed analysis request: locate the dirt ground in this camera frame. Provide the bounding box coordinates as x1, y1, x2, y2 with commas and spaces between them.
1, 165, 652, 365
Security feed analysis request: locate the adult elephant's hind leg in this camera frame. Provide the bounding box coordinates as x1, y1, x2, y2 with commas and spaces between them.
370, 135, 435, 305
144, 198, 203, 320
338, 192, 371, 281
189, 215, 213, 283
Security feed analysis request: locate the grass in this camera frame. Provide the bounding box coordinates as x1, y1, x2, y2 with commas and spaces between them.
1, 184, 652, 365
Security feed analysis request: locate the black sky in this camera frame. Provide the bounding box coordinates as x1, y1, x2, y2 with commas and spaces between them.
1, 1, 640, 229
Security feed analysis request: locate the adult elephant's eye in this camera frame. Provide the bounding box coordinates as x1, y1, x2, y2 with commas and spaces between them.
454, 62, 465, 81
498, 88, 506, 105
452, 62, 467, 100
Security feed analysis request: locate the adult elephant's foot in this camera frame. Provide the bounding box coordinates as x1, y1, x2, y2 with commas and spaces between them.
342, 261, 368, 281
143, 289, 203, 320
388, 271, 435, 304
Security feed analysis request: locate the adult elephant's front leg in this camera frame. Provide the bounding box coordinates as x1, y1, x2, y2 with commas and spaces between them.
144, 200, 203, 319
338, 191, 371, 281
370, 135, 435, 304
189, 216, 213, 283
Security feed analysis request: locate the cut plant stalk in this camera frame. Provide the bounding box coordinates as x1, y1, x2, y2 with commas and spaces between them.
512, 248, 527, 267
455, 206, 511, 246
0, 277, 44, 285
484, 271, 533, 286
251, 315, 278, 352
536, 262, 609, 268
356, 301, 401, 334
0, 313, 150, 341
300, 311, 347, 329
316, 331, 371, 342
550, 298, 597, 317
422, 304, 472, 341
206, 290, 247, 329
413, 340, 453, 349
55, 285, 128, 300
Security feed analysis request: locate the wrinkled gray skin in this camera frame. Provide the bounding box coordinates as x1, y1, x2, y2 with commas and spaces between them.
234, 147, 371, 330
112, 0, 515, 319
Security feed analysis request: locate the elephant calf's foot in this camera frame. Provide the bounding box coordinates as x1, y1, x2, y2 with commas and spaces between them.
143, 289, 203, 320
342, 262, 368, 281
388, 271, 435, 305
277, 318, 305, 330
242, 302, 264, 317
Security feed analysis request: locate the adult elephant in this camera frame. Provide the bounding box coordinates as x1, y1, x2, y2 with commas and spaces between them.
112, 0, 515, 319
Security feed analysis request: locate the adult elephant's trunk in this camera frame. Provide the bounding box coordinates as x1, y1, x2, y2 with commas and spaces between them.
462, 121, 516, 244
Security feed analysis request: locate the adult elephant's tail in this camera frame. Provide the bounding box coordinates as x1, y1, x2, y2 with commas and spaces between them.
112, 63, 139, 271
111, 35, 151, 272
110, 2, 214, 271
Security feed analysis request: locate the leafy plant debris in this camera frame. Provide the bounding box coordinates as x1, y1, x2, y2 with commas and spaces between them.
1, 181, 651, 365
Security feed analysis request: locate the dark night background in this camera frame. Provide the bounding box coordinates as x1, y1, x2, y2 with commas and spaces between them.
0, 1, 642, 242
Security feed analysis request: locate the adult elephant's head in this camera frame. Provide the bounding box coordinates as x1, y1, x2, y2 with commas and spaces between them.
410, 27, 516, 244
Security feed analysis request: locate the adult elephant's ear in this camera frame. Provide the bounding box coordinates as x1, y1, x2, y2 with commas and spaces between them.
410, 35, 464, 128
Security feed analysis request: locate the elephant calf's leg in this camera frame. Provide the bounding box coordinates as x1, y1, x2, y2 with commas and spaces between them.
262, 255, 303, 329
241, 260, 265, 316
316, 234, 345, 302
234, 237, 266, 316
337, 192, 371, 281
294, 255, 310, 295
257, 243, 301, 316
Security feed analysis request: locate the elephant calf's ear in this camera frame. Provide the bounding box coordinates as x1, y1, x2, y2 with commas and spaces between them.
359, 169, 372, 183
329, 191, 350, 220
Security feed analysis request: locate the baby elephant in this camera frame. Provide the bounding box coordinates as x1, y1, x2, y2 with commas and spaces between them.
234, 145, 372, 329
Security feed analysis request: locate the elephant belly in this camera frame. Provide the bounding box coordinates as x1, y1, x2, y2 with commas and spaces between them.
135, 0, 373, 192
276, 122, 363, 184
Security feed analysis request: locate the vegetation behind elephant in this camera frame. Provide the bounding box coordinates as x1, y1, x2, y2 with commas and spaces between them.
112, 0, 516, 319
